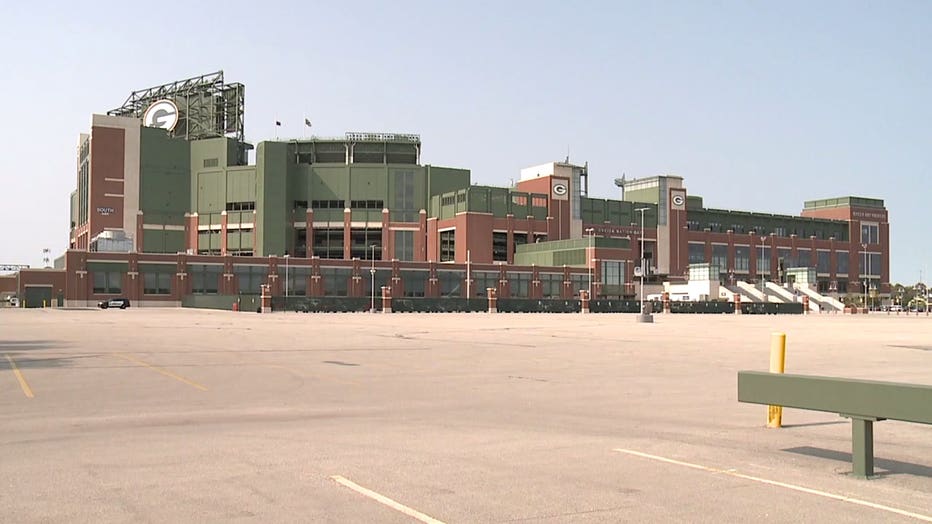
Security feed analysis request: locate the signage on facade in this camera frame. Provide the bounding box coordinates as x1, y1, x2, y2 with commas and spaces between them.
591, 225, 638, 237
143, 99, 179, 131
851, 210, 886, 221
670, 190, 686, 210
551, 178, 569, 200
97, 207, 115, 216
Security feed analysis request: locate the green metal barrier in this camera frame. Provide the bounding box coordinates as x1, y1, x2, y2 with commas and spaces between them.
589, 300, 644, 313
497, 299, 580, 313
737, 371, 932, 478
392, 298, 487, 313
670, 301, 735, 314
276, 296, 370, 313
740, 302, 804, 315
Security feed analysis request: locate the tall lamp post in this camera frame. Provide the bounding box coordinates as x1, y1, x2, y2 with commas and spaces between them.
635, 207, 652, 323
585, 227, 595, 298
370, 243, 378, 313
861, 243, 868, 312
284, 254, 290, 299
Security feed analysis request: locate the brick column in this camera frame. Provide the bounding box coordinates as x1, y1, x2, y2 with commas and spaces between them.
220, 211, 229, 255
382, 208, 391, 260
186, 213, 198, 254
381, 286, 392, 313
343, 208, 352, 260
135, 210, 144, 252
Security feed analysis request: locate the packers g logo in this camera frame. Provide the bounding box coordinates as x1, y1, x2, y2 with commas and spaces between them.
553, 184, 568, 196
143, 100, 179, 131
672, 194, 685, 207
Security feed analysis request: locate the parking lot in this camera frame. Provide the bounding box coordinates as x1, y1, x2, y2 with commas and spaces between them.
1, 309, 931, 522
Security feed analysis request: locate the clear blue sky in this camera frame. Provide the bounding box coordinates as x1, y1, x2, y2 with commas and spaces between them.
1, 1, 929, 283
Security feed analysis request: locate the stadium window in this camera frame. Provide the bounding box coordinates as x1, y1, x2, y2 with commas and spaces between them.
440, 230, 455, 262
233, 266, 265, 295
394, 230, 414, 261
688, 242, 706, 264
92, 271, 122, 294
513, 233, 528, 254
860, 223, 879, 244
190, 265, 221, 294
734, 246, 750, 272
226, 201, 256, 211
143, 273, 171, 295
492, 232, 508, 262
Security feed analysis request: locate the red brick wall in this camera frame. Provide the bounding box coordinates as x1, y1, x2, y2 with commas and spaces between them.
88, 126, 126, 240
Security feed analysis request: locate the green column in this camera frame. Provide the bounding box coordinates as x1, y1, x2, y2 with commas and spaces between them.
851, 418, 874, 478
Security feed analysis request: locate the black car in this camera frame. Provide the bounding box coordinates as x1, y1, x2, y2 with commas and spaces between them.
98, 298, 131, 309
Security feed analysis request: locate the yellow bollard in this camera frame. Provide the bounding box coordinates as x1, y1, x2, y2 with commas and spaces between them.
767, 332, 787, 428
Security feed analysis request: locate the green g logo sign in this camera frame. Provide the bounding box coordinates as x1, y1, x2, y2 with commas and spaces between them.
143, 100, 179, 131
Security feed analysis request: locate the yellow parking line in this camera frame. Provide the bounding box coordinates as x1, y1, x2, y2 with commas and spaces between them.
114, 353, 208, 391
5, 354, 35, 398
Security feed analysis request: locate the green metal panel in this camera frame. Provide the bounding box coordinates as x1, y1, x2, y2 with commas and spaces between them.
226, 167, 257, 203
468, 187, 490, 213
350, 166, 389, 200
257, 142, 289, 256
389, 167, 426, 221
142, 230, 181, 254
182, 295, 236, 310
737, 371, 932, 424
227, 231, 241, 249
139, 128, 191, 236
804, 196, 885, 210
196, 171, 224, 213
290, 164, 311, 204
311, 166, 349, 201
426, 166, 470, 198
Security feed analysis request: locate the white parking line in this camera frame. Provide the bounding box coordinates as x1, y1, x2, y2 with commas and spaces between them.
613, 448, 932, 522
330, 475, 445, 524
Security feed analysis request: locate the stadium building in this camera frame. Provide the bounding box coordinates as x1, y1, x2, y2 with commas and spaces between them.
1, 72, 890, 310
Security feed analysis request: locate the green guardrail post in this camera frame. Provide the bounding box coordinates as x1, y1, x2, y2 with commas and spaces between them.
850, 416, 877, 479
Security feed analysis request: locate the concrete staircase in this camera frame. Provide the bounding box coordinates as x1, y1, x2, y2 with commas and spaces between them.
736, 281, 767, 303
765, 281, 797, 303
795, 285, 844, 313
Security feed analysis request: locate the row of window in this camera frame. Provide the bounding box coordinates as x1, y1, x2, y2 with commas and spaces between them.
686, 243, 881, 275
689, 222, 843, 240
225, 201, 256, 211
350, 200, 384, 209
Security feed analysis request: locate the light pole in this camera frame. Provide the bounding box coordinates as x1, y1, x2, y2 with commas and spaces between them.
759, 235, 767, 294
635, 207, 652, 322
585, 227, 594, 298
284, 254, 290, 299
370, 243, 378, 313
861, 243, 868, 311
